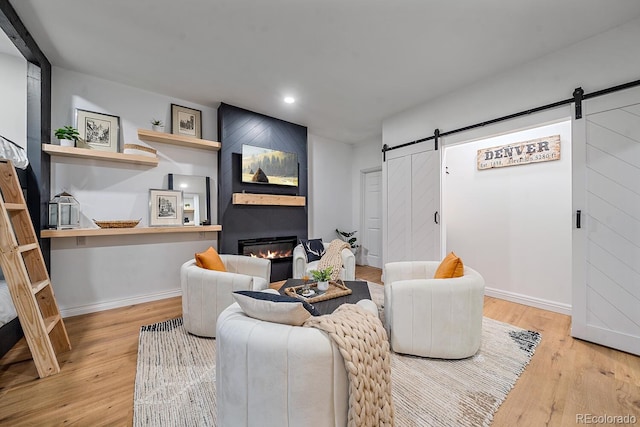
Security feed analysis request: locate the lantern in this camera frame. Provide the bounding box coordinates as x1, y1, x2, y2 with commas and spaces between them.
48, 191, 80, 229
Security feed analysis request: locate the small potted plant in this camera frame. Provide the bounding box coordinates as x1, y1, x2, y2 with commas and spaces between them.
336, 229, 359, 255
150, 118, 164, 132
54, 126, 80, 147
310, 266, 333, 291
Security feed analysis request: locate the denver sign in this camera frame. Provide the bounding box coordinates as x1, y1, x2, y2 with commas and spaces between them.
477, 135, 561, 170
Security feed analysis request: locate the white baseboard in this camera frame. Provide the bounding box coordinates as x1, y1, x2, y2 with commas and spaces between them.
59, 289, 182, 318
485, 286, 572, 316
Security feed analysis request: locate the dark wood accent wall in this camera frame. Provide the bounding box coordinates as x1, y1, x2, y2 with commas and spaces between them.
0, 0, 51, 269
218, 104, 308, 280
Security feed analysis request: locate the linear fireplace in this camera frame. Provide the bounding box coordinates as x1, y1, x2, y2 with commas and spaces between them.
238, 236, 297, 281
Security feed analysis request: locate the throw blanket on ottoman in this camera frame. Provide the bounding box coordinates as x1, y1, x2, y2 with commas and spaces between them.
304, 304, 394, 427
318, 239, 350, 281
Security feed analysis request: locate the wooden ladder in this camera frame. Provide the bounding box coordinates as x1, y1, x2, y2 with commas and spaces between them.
0, 160, 71, 378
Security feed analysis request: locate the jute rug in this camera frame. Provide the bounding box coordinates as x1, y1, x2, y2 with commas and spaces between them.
134, 283, 541, 426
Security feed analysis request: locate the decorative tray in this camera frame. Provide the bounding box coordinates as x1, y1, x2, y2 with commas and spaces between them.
285, 280, 352, 304
93, 219, 141, 229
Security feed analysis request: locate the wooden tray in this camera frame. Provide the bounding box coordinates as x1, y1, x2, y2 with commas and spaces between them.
285, 280, 352, 303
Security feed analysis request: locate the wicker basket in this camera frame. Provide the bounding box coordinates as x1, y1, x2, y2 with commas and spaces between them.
93, 219, 141, 229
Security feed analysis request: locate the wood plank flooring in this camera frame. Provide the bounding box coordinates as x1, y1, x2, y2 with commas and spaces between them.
0, 265, 638, 426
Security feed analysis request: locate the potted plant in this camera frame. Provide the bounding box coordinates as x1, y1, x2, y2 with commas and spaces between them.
54, 126, 80, 147
336, 229, 359, 255
150, 118, 164, 132
310, 266, 332, 291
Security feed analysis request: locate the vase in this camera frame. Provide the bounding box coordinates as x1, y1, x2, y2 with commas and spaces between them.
317, 280, 329, 291
59, 139, 74, 147
152, 125, 164, 132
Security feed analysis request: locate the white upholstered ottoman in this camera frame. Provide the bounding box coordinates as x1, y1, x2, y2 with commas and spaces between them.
216, 295, 377, 427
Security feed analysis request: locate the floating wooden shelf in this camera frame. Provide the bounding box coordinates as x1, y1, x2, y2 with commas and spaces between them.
41, 224, 222, 238
42, 144, 158, 166
232, 193, 306, 206
137, 129, 221, 151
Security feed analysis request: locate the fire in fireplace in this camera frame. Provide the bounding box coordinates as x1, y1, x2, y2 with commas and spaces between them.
238, 236, 297, 262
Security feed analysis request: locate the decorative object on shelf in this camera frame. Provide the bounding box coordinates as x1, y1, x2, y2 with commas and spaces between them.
75, 109, 121, 153
123, 143, 157, 158
54, 126, 80, 147
336, 229, 359, 255
310, 266, 333, 291
168, 174, 211, 225
93, 219, 141, 229
48, 191, 80, 230
149, 189, 183, 227
171, 104, 202, 138
150, 118, 165, 132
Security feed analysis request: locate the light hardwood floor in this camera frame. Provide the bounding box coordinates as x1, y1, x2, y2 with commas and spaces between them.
0, 266, 638, 426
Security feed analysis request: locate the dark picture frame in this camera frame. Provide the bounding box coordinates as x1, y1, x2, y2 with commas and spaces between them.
149, 189, 183, 227
171, 104, 202, 138
75, 109, 120, 152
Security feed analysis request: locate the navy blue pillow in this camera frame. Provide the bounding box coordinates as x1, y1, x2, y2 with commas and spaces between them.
234, 290, 320, 316
300, 238, 325, 262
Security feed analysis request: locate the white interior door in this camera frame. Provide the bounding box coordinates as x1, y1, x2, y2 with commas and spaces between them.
362, 169, 382, 268
572, 87, 640, 356
384, 145, 440, 264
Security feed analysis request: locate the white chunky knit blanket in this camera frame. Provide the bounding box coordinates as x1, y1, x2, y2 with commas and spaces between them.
304, 304, 394, 427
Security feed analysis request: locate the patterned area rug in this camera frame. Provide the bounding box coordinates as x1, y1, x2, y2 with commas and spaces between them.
133, 283, 541, 426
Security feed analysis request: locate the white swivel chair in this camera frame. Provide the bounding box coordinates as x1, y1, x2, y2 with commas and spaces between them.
180, 255, 271, 337
292, 242, 356, 280
383, 261, 485, 359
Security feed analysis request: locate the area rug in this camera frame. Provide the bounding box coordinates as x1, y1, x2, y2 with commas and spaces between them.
133, 283, 541, 427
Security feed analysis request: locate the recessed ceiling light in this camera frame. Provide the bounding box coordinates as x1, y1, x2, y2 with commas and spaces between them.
284, 96, 295, 104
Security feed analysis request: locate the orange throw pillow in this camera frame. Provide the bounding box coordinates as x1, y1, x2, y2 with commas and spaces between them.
195, 247, 227, 272
434, 252, 464, 279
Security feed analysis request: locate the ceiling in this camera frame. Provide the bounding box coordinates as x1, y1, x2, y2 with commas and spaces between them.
7, 1, 640, 144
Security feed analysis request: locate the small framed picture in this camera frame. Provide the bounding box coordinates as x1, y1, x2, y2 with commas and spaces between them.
149, 189, 183, 227
76, 109, 120, 152
171, 104, 202, 138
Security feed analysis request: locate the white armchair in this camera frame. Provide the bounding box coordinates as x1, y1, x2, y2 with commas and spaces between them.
180, 255, 271, 337
292, 242, 355, 280
384, 261, 485, 359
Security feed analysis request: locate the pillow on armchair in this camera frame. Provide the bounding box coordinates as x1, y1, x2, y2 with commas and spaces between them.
299, 238, 326, 262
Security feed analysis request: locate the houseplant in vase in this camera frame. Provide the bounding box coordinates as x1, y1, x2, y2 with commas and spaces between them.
150, 118, 164, 132
54, 126, 80, 147
336, 229, 359, 255
310, 266, 333, 291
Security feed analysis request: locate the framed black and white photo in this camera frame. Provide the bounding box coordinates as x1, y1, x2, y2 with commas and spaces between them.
171, 104, 202, 138
75, 109, 120, 152
149, 189, 183, 227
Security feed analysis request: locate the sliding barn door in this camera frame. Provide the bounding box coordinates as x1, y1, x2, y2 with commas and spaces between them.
572, 87, 640, 355
385, 146, 440, 264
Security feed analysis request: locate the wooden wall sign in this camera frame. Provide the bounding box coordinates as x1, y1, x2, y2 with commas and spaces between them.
477, 135, 561, 170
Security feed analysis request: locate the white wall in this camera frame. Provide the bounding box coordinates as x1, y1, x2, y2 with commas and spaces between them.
444, 121, 572, 313
0, 53, 26, 147
382, 17, 640, 312
308, 134, 354, 242
50, 67, 220, 316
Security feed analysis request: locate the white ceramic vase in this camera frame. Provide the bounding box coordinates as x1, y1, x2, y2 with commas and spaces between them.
317, 281, 329, 291
152, 125, 165, 132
